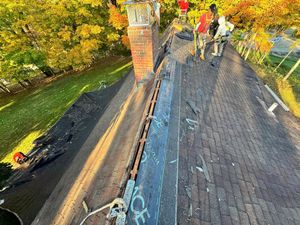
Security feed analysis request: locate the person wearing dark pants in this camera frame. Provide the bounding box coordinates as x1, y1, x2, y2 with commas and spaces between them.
194, 4, 217, 60
212, 16, 234, 57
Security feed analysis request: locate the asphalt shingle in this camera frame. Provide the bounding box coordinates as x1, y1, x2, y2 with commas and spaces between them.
174, 36, 300, 225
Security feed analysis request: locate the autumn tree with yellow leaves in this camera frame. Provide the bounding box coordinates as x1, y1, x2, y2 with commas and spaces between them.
224, 0, 299, 67
0, 0, 299, 87
0, 0, 129, 87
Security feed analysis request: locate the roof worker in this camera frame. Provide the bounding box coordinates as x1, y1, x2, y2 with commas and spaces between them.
194, 4, 218, 60
212, 16, 234, 57
178, 0, 189, 21
209, 13, 220, 38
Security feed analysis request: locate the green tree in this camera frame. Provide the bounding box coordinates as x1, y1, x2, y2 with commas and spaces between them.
0, 0, 120, 83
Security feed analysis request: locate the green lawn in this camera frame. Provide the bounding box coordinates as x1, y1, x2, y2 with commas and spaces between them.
0, 56, 132, 164
267, 55, 300, 76
251, 54, 300, 117
266, 55, 300, 102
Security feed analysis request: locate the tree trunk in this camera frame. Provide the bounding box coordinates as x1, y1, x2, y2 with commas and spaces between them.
0, 81, 11, 93
22, 25, 41, 50
283, 58, 300, 81
244, 32, 257, 60
21, 25, 58, 78
252, 49, 260, 63
257, 51, 263, 63
242, 41, 251, 57
39, 66, 55, 77
0, 85, 7, 93
259, 53, 267, 64
0, 84, 10, 93
274, 48, 294, 72
241, 44, 248, 56
241, 33, 252, 57
244, 46, 252, 60
24, 79, 32, 86
255, 39, 263, 63
237, 41, 243, 54
17, 80, 27, 89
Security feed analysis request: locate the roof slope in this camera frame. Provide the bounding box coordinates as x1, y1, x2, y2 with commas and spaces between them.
125, 24, 300, 225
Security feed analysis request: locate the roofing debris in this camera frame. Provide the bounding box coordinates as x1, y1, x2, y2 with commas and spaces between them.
186, 100, 200, 115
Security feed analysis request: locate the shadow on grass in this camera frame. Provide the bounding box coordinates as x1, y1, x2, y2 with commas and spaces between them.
0, 67, 134, 225
1, 130, 43, 166
0, 56, 132, 163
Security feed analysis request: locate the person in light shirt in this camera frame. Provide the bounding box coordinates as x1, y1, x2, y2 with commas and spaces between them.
212, 16, 234, 57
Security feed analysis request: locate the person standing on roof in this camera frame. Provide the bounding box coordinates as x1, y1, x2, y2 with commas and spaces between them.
212, 16, 234, 57
178, 0, 189, 15
209, 13, 220, 38
178, 0, 189, 21
194, 4, 217, 60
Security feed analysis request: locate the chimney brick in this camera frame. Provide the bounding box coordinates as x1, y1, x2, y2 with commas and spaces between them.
128, 24, 158, 83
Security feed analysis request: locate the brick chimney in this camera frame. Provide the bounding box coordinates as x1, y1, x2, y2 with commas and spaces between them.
124, 1, 160, 84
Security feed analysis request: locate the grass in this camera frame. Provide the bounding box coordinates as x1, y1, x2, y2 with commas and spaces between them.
0, 56, 132, 165
268, 55, 300, 76
267, 55, 300, 101
277, 80, 300, 117
249, 53, 300, 117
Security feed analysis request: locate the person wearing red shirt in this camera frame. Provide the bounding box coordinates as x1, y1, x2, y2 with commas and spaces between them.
194, 4, 217, 60
178, 0, 189, 15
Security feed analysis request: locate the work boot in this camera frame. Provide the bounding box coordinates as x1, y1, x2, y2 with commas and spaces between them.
212, 52, 218, 56
200, 54, 205, 60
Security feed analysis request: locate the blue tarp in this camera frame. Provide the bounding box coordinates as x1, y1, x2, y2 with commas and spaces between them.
126, 62, 175, 225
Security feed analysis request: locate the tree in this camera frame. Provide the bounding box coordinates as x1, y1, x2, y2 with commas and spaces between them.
108, 4, 130, 50
0, 0, 119, 83
225, 0, 299, 69
0, 0, 298, 86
